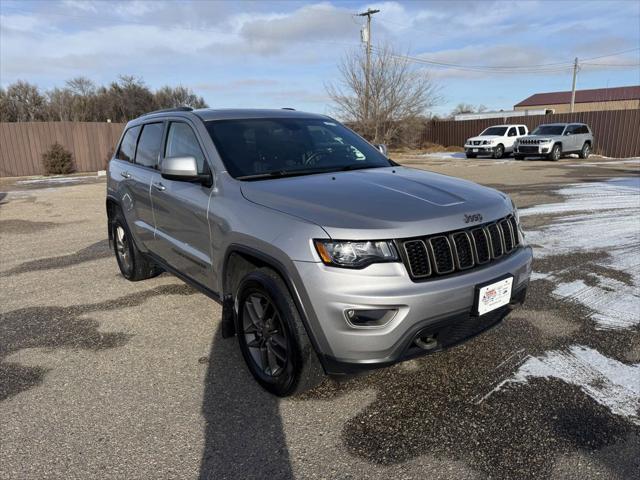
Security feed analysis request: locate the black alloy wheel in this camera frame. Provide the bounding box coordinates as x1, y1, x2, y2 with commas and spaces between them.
241, 292, 290, 378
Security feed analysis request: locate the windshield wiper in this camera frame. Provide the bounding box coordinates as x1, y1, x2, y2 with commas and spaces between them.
237, 168, 329, 181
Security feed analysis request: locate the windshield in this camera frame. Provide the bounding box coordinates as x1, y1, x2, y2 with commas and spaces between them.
532, 125, 565, 135
205, 118, 391, 179
480, 127, 508, 136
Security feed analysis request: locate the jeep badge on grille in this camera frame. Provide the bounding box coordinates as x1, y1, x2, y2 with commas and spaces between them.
464, 213, 483, 223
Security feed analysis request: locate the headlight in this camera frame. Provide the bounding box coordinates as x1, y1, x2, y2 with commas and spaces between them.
314, 240, 399, 268
538, 138, 550, 144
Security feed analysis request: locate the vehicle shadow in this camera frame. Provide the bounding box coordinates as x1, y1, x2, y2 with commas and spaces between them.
198, 327, 293, 480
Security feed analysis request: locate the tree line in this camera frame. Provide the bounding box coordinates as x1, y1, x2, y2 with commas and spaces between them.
0, 75, 208, 123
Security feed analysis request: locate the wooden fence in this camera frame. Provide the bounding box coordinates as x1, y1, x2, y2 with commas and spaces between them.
0, 109, 638, 177
421, 109, 640, 158
0, 122, 125, 177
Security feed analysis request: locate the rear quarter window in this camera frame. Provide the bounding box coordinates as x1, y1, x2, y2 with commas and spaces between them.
117, 126, 141, 162
518, 126, 526, 135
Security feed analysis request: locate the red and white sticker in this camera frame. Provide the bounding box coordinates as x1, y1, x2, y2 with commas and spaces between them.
477, 277, 513, 315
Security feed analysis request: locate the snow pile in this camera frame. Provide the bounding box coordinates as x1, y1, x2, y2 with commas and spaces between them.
521, 177, 640, 330
494, 346, 640, 424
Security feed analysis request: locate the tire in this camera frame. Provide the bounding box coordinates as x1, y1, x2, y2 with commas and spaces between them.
111, 209, 162, 281
493, 144, 504, 159
465, 153, 477, 159
547, 144, 562, 161
235, 268, 324, 396
514, 155, 524, 160
579, 142, 591, 159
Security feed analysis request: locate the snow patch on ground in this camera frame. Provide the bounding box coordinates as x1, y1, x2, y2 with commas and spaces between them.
493, 346, 640, 425
17, 176, 85, 185
522, 177, 640, 330
419, 152, 467, 159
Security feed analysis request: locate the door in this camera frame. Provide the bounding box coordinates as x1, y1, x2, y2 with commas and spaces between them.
151, 121, 213, 288
564, 124, 580, 152
126, 122, 165, 248
505, 127, 518, 151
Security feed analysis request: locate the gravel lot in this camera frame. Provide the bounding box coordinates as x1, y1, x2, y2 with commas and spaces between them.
1, 155, 639, 479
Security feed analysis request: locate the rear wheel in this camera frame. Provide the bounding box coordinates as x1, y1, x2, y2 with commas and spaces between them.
235, 268, 324, 396
579, 142, 591, 159
493, 144, 504, 159
548, 144, 562, 161
111, 209, 161, 281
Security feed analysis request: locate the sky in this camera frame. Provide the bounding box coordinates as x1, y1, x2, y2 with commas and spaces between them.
1, 0, 639, 117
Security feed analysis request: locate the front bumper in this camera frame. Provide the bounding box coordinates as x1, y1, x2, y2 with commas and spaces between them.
465, 145, 495, 155
293, 246, 533, 374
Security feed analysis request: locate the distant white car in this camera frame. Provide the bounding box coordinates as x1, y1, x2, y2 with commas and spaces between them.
464, 125, 529, 159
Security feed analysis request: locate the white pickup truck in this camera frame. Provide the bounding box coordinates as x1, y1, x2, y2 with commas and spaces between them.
464, 124, 528, 159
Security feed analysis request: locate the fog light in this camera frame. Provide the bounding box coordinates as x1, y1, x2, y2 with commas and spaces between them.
344, 308, 397, 328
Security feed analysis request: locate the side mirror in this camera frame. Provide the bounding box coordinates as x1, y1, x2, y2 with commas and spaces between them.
564, 131, 572, 136
374, 144, 388, 156
161, 156, 210, 184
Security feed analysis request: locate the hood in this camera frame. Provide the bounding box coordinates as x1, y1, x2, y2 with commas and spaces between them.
467, 135, 503, 143
240, 167, 511, 239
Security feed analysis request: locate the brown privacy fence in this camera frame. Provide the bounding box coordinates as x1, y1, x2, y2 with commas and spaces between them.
421, 109, 640, 158
0, 122, 125, 177
0, 109, 638, 177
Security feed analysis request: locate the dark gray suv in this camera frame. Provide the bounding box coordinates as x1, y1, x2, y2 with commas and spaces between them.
106, 108, 532, 396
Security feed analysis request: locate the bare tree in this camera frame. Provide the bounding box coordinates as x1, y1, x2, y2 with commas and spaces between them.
450, 103, 488, 117
326, 43, 441, 144
3, 81, 46, 121
154, 85, 208, 109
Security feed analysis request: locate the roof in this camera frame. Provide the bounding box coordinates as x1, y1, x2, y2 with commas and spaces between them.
515, 85, 640, 107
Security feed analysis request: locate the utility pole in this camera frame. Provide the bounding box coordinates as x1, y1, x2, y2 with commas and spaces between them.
570, 57, 578, 113
357, 8, 380, 129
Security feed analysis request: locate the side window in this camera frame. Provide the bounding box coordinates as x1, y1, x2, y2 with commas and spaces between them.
164, 122, 207, 174
579, 125, 589, 134
508, 127, 517, 137
518, 126, 526, 135
135, 123, 164, 168
566, 125, 577, 135
117, 126, 141, 162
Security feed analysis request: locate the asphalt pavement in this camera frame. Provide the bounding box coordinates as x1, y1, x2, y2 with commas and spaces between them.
1, 155, 638, 479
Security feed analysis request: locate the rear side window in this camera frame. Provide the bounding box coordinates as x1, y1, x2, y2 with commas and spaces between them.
508, 127, 517, 137
518, 126, 526, 135
136, 123, 164, 168
578, 125, 589, 134
165, 122, 207, 174
117, 126, 141, 162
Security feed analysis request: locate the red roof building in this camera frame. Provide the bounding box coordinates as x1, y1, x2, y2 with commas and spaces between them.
514, 85, 640, 113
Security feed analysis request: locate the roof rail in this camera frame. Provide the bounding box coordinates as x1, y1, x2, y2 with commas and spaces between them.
281, 107, 296, 110
144, 106, 194, 115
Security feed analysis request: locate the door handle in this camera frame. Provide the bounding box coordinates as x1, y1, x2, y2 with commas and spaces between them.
152, 182, 166, 191
120, 171, 131, 179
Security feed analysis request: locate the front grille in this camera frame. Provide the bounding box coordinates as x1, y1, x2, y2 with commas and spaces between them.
429, 236, 455, 274
450, 232, 474, 269
472, 140, 481, 145
399, 214, 521, 281
519, 139, 541, 145
403, 240, 431, 278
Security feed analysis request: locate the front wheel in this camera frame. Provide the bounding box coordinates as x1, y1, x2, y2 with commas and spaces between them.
235, 268, 324, 396
547, 144, 562, 161
579, 142, 591, 159
493, 144, 504, 159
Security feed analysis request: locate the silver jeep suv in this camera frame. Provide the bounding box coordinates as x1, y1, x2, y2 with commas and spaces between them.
106, 108, 532, 396
514, 122, 593, 161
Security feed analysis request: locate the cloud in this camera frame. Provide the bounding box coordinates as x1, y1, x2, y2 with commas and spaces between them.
237, 2, 358, 54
